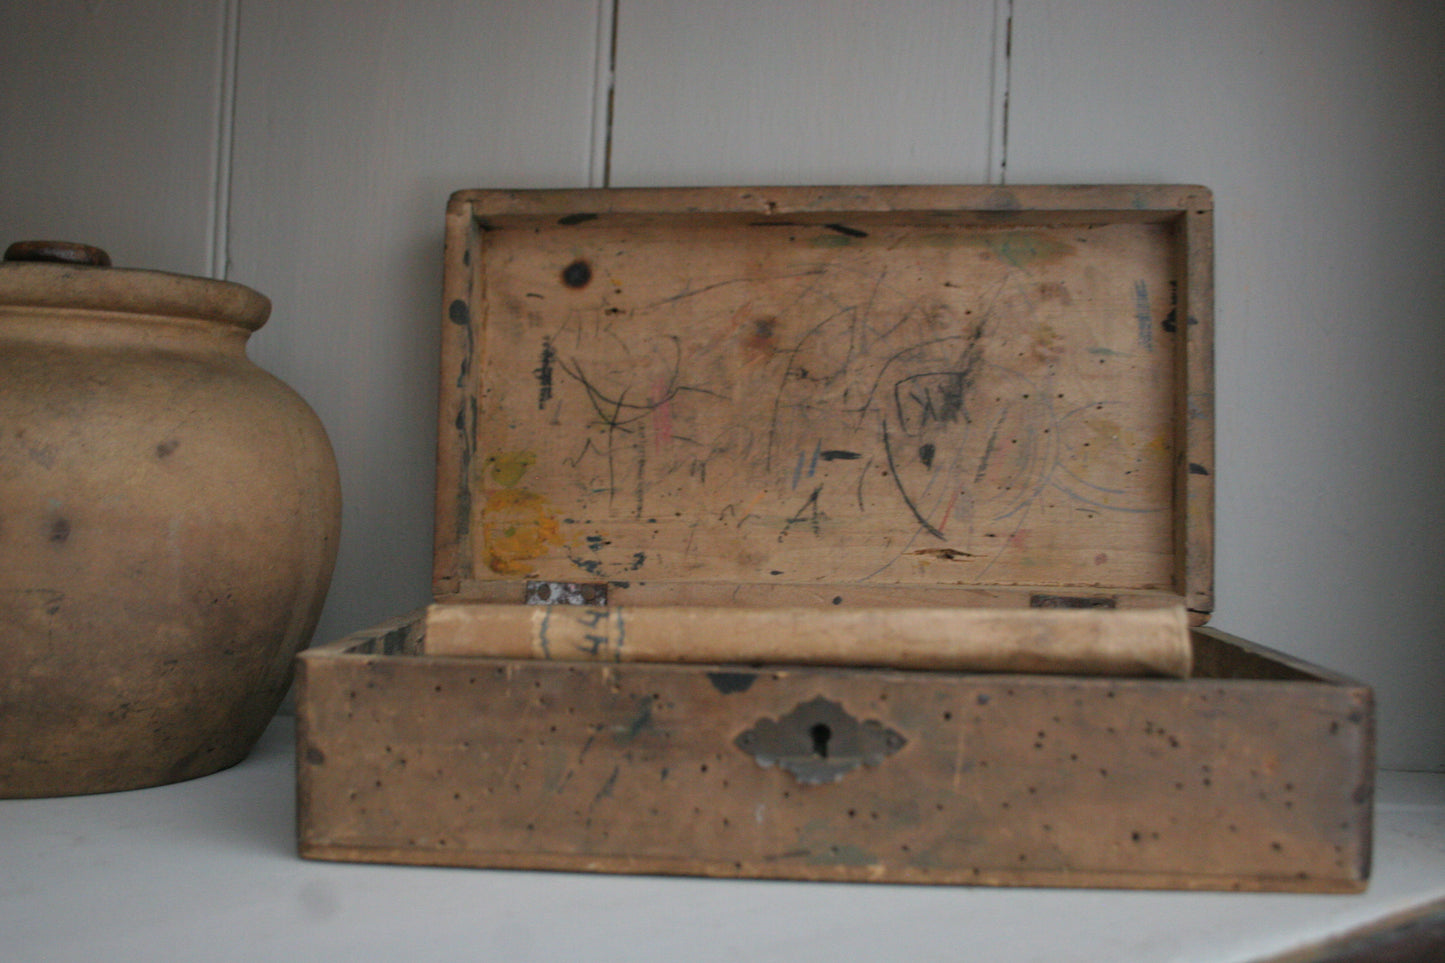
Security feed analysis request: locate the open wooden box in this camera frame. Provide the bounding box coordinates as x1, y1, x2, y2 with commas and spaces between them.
296, 186, 1373, 891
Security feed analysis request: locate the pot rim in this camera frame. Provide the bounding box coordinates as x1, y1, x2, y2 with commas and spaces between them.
0, 261, 271, 332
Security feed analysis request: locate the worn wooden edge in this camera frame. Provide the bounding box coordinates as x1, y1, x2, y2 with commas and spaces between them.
295, 842, 1366, 893
1179, 200, 1216, 619
1192, 626, 1373, 689
433, 184, 1215, 612
298, 609, 428, 659
434, 579, 1194, 612
434, 198, 480, 591
444, 184, 1214, 219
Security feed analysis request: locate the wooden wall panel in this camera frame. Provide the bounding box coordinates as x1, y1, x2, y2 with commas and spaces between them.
2, 0, 1441, 771
226, 1, 604, 645
607, 0, 999, 186
0, 0, 225, 275
1005, 0, 1445, 770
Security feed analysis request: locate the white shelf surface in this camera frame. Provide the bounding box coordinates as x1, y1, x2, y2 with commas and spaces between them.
2, 716, 1442, 963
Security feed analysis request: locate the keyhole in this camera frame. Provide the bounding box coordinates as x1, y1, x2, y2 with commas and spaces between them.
809, 723, 831, 759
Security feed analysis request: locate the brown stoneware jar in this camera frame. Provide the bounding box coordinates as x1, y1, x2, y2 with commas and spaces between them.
0, 241, 341, 796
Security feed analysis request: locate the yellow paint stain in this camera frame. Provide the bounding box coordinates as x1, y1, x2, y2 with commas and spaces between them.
480, 488, 563, 575
485, 450, 536, 488
1142, 434, 1172, 464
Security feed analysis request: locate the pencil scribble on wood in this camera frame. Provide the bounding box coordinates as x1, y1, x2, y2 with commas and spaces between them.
472, 218, 1178, 587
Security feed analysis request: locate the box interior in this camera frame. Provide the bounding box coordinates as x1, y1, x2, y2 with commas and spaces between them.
326, 617, 1326, 685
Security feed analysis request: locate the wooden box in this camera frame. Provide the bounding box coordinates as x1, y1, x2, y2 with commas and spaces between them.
296, 186, 1373, 891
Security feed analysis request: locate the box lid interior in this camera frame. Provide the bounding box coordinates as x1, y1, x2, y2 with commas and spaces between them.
435, 186, 1213, 619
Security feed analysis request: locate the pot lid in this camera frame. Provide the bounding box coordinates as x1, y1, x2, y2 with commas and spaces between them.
0, 240, 270, 331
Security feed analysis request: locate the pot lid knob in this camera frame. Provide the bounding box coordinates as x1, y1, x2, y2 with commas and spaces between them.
3, 240, 112, 267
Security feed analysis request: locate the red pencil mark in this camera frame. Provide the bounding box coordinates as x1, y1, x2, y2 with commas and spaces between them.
939, 489, 961, 534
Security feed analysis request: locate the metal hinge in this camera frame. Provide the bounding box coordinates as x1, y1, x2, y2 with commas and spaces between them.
524, 581, 608, 606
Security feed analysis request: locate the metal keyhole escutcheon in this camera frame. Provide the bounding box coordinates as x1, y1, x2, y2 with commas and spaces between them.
735, 696, 906, 785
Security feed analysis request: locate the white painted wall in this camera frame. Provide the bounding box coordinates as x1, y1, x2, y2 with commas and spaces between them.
0, 1, 227, 275
227, 0, 603, 638
3, 0, 1442, 771
1005, 0, 1445, 775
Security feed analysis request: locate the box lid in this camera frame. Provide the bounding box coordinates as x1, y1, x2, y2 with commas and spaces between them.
435, 186, 1213, 620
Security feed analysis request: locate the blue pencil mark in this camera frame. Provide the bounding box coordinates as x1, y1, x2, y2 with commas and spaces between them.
1134, 280, 1152, 351
574, 608, 613, 658
537, 606, 552, 659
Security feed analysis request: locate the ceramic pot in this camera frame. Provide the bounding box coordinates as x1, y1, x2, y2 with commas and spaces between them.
0, 241, 341, 797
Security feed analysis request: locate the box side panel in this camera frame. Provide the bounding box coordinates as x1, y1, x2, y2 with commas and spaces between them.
298, 647, 1370, 890
1192, 626, 1371, 687
317, 610, 426, 657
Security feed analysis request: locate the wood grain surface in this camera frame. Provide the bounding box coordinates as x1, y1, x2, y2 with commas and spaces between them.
435, 186, 1213, 616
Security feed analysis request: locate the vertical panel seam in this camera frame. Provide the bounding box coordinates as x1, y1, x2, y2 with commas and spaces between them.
588, 0, 620, 188
988, 0, 1013, 185
208, 0, 241, 279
